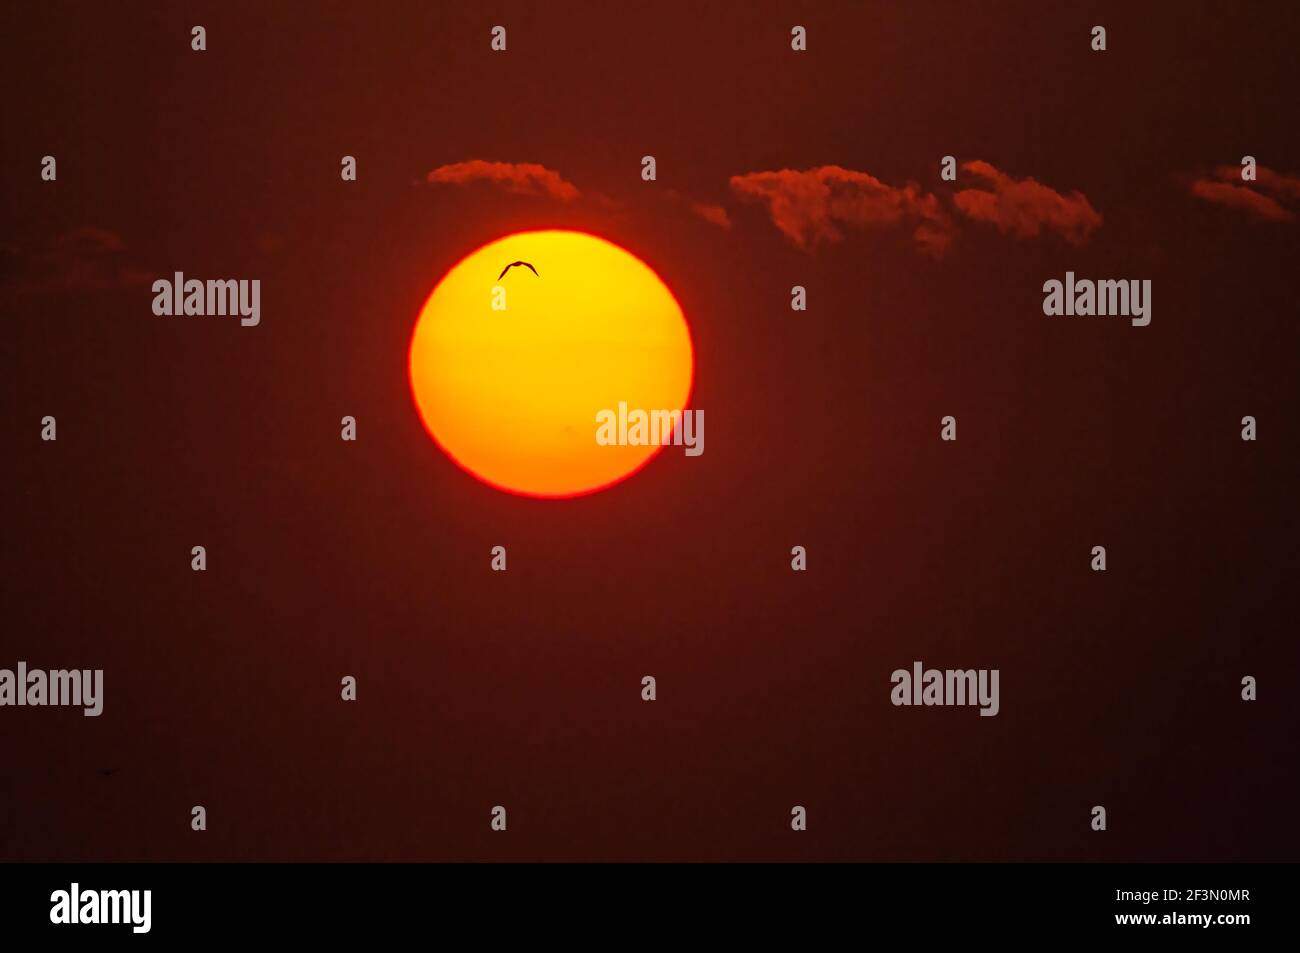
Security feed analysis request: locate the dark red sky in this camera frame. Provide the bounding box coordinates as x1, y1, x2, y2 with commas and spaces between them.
2, 1, 1298, 861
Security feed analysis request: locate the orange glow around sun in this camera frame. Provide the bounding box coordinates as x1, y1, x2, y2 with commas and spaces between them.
408, 230, 695, 498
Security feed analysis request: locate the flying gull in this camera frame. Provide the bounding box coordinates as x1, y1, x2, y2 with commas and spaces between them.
497, 261, 539, 280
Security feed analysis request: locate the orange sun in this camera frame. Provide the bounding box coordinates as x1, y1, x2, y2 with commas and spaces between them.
408, 230, 695, 498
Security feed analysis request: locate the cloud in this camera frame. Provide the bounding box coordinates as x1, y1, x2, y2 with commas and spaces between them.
426, 160, 580, 201
728, 165, 954, 256
952, 161, 1102, 244
691, 202, 731, 229
1189, 164, 1300, 221
1190, 180, 1293, 222
1255, 167, 1300, 201
1, 226, 153, 293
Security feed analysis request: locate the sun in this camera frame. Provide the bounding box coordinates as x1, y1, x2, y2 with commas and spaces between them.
408, 230, 695, 498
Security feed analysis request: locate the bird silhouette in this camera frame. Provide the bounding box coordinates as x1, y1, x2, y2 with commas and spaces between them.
98, 768, 119, 777
497, 260, 539, 280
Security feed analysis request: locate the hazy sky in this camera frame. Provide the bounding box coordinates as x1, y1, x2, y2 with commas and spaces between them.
3, 0, 1297, 861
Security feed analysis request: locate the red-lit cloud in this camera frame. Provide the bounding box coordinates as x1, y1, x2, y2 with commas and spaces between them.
729, 165, 954, 257
691, 203, 732, 228
1190, 180, 1293, 222
427, 160, 580, 201
1255, 167, 1300, 201
952, 161, 1102, 244
1189, 164, 1300, 221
